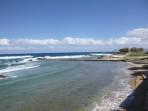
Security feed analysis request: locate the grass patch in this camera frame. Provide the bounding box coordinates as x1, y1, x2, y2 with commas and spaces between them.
127, 53, 148, 57
121, 53, 148, 60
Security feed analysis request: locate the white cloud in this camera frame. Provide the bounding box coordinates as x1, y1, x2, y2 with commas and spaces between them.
0, 39, 10, 45
0, 36, 146, 49
63, 37, 103, 45
13, 38, 104, 46
15, 39, 61, 45
127, 27, 148, 45
113, 37, 142, 44
0, 27, 148, 53
141, 37, 148, 44
127, 28, 148, 37
0, 46, 24, 50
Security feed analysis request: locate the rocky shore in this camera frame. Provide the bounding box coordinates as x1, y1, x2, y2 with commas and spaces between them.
96, 54, 148, 111
124, 60, 148, 111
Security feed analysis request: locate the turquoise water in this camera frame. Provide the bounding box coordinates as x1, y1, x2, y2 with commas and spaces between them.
0, 53, 131, 111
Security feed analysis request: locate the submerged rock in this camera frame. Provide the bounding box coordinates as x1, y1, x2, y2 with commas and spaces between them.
37, 57, 48, 60
0, 75, 8, 78
29, 59, 33, 61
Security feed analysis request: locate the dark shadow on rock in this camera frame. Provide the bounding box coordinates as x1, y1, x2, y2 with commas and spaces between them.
129, 65, 148, 70
119, 70, 148, 111
132, 60, 148, 64
120, 80, 148, 111
130, 71, 148, 77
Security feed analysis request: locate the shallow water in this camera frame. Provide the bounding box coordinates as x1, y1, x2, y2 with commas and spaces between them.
0, 53, 131, 111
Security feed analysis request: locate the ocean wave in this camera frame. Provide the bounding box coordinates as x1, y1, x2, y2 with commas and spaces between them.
44, 55, 90, 59
90, 53, 112, 56
0, 55, 33, 59
0, 64, 40, 73
0, 63, 12, 68
91, 75, 132, 111
19, 57, 39, 63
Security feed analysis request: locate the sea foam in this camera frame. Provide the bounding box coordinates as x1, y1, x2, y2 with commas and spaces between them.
90, 53, 112, 56
19, 57, 39, 63
0, 55, 33, 59
44, 55, 90, 59
0, 64, 40, 73
91, 69, 132, 111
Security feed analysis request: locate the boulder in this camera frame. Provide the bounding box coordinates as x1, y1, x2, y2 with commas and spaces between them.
0, 75, 8, 78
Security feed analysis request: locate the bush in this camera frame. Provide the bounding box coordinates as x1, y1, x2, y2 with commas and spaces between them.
119, 47, 144, 54
119, 47, 130, 53
130, 47, 144, 53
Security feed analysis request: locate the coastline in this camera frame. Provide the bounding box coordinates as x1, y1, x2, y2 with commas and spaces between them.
122, 60, 148, 111
92, 61, 132, 111
0, 54, 130, 111
0, 53, 147, 111
125, 61, 143, 90
92, 54, 148, 110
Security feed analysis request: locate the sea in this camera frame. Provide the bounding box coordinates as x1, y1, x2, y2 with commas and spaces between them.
0, 52, 132, 111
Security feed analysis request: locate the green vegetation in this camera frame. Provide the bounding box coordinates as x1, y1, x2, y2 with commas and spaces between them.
130, 47, 144, 53
119, 47, 144, 54
127, 53, 148, 57
118, 47, 148, 60
119, 47, 130, 53
124, 54, 148, 60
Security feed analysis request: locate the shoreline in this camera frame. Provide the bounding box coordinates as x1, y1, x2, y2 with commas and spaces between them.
125, 61, 143, 90
88, 54, 148, 110
0, 54, 147, 110
122, 60, 148, 111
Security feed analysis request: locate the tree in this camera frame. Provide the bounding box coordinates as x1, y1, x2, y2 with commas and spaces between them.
139, 48, 144, 53
130, 47, 144, 53
119, 47, 145, 54
119, 47, 130, 53
130, 47, 138, 53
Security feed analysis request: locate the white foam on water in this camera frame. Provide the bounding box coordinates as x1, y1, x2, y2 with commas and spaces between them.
44, 55, 90, 59
90, 53, 112, 56
0, 55, 33, 59
19, 57, 39, 63
0, 64, 40, 74
91, 70, 132, 111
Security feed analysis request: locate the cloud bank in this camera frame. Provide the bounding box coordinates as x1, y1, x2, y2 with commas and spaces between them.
127, 28, 148, 37
0, 39, 10, 45
0, 27, 148, 53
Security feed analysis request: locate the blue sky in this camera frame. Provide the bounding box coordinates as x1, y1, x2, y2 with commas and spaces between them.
0, 0, 148, 53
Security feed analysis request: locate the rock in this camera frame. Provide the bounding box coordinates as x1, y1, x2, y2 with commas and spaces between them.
97, 56, 104, 59
37, 57, 47, 60
29, 59, 32, 61
0, 75, 8, 78
37, 57, 43, 60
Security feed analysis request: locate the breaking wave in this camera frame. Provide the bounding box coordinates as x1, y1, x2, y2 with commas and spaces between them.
44, 55, 90, 59
90, 53, 112, 56
18, 57, 39, 63
91, 69, 132, 111
0, 64, 40, 73
0, 55, 33, 59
